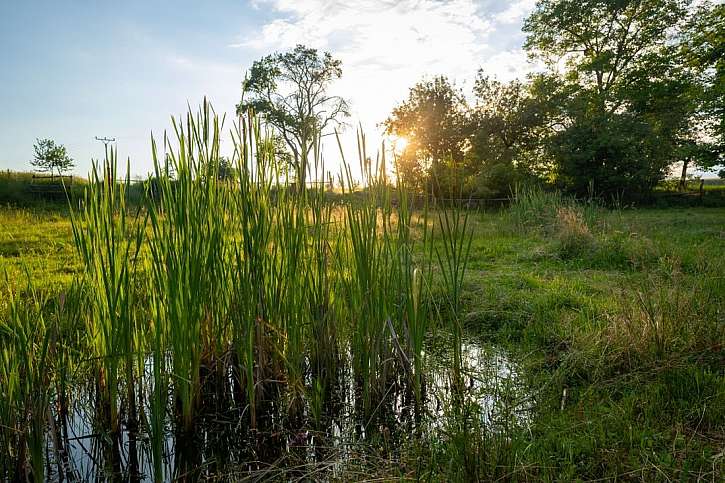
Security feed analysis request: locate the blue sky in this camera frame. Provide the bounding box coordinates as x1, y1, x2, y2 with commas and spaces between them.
0, 1, 539, 177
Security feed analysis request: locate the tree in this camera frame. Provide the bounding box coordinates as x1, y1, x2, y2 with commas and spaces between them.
384, 76, 471, 195
236, 45, 349, 187
217, 156, 236, 181
677, 1, 725, 183
30, 138, 74, 176
466, 74, 547, 197
625, 46, 721, 189
682, 2, 724, 138
523, 0, 693, 197
524, 0, 690, 114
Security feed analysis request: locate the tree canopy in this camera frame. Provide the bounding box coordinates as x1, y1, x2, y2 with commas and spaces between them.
30, 138, 74, 176
237, 45, 349, 186
385, 0, 722, 200
384, 76, 470, 195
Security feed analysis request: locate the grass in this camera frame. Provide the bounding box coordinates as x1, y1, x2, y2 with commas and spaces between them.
0, 108, 723, 480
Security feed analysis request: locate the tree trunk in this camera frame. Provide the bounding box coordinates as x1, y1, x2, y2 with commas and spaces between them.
298, 139, 308, 193
679, 158, 689, 191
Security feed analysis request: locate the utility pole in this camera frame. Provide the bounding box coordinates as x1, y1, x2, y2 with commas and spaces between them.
94, 136, 115, 151
94, 136, 116, 185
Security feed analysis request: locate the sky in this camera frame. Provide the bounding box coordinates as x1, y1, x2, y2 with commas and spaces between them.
0, 0, 540, 178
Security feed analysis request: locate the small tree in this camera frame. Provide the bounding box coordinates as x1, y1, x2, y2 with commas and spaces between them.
31, 138, 74, 177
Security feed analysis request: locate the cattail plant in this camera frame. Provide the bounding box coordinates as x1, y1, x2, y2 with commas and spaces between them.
0, 278, 54, 482
146, 100, 230, 432
69, 146, 146, 443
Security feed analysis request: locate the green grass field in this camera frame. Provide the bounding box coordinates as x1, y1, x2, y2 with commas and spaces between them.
2, 200, 723, 480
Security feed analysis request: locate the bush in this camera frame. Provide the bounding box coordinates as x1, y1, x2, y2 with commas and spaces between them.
0, 170, 85, 206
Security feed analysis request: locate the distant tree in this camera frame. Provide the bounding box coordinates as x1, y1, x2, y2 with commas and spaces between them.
384, 76, 471, 195
217, 156, 236, 181
236, 45, 349, 188
30, 138, 74, 177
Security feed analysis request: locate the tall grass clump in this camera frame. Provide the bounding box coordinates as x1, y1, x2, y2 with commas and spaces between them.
0, 279, 54, 481
70, 147, 146, 447
508, 185, 598, 233
508, 185, 567, 231
146, 100, 230, 433
553, 206, 595, 259
611, 265, 724, 364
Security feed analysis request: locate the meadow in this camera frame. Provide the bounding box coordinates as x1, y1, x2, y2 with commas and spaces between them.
1, 106, 723, 482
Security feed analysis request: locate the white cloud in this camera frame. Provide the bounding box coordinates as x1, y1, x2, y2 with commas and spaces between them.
478, 49, 533, 81
494, 0, 537, 24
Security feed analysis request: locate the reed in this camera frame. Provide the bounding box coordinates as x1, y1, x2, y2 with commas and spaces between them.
69, 146, 146, 445
146, 100, 230, 432
0, 277, 53, 481
0, 100, 478, 480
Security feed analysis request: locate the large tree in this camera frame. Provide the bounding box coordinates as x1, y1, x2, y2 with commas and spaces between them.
384, 76, 471, 194
236, 45, 349, 186
524, 0, 690, 113
30, 138, 74, 177
676, 1, 725, 184
523, 0, 693, 197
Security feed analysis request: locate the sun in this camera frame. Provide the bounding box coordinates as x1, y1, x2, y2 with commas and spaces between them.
395, 136, 409, 151
387, 135, 409, 154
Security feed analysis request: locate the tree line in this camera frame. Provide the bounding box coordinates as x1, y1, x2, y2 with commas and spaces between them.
243, 0, 723, 201
384, 0, 724, 200
26, 1, 723, 201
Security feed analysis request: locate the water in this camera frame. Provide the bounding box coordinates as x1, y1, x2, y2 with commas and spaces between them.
40, 338, 532, 481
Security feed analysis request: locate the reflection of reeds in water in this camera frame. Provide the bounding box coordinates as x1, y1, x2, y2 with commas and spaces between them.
0, 100, 487, 481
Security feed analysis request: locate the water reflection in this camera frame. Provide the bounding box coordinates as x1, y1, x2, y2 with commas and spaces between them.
42, 338, 531, 481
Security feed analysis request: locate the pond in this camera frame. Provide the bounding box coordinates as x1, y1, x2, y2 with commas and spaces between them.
45, 338, 532, 481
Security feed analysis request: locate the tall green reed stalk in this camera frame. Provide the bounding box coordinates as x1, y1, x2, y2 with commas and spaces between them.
432, 171, 473, 400
335, 130, 436, 415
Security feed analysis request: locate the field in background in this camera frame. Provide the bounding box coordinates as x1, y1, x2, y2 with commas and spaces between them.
2, 200, 723, 480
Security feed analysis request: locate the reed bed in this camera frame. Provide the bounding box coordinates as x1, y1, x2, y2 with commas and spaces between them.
0, 101, 476, 480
